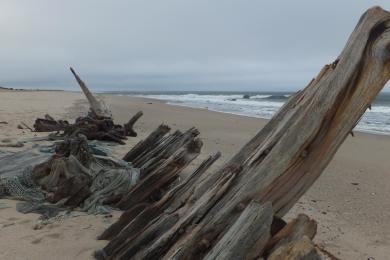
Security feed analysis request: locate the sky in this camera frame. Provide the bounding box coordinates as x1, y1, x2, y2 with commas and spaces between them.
0, 0, 389, 92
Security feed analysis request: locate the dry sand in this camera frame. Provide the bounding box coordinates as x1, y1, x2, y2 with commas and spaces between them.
0, 90, 389, 259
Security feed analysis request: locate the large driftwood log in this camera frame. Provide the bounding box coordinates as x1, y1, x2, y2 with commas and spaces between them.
70, 67, 112, 118
97, 6, 390, 259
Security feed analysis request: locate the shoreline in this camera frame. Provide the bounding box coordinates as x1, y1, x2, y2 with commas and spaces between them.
0, 90, 389, 259
103, 94, 390, 260
2, 87, 390, 136
121, 94, 390, 138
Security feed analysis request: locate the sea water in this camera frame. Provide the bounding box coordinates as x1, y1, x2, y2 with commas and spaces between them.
107, 91, 390, 135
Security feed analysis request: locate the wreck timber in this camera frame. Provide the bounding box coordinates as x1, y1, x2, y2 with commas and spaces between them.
95, 7, 390, 260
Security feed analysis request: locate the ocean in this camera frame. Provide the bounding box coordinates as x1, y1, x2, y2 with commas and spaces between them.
106, 91, 390, 135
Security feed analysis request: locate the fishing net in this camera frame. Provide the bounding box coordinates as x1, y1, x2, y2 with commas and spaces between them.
0, 160, 46, 202
0, 175, 45, 202
83, 165, 139, 214
0, 138, 140, 215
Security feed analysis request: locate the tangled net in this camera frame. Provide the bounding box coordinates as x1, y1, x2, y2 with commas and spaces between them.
0, 135, 139, 215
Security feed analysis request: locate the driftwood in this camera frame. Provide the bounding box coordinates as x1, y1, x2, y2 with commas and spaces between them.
116, 138, 203, 209
33, 114, 69, 132
204, 201, 273, 259
123, 111, 143, 137
124, 127, 200, 177
267, 236, 322, 260
117, 127, 202, 209
21, 122, 34, 132
70, 67, 112, 118
123, 124, 171, 162
30, 135, 93, 207
33, 112, 143, 144
264, 214, 317, 256
95, 6, 390, 260
33, 68, 143, 144
56, 114, 140, 144
98, 152, 221, 242
27, 122, 204, 213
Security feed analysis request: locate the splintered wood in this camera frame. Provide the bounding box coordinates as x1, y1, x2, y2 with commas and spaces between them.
33, 68, 143, 144
95, 6, 390, 260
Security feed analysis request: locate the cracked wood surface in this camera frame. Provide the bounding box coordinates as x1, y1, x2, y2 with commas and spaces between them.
97, 6, 390, 260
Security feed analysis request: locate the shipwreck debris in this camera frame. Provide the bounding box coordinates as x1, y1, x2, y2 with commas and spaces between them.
33, 68, 143, 144
21, 122, 34, 132
33, 114, 69, 132
95, 6, 390, 260
0, 6, 388, 259
0, 124, 205, 217
70, 67, 112, 118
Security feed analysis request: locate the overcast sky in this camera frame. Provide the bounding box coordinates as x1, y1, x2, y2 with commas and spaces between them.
0, 1, 389, 92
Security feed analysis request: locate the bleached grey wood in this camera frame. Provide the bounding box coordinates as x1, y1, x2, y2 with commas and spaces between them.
97, 6, 390, 260
70, 67, 112, 118
204, 201, 273, 260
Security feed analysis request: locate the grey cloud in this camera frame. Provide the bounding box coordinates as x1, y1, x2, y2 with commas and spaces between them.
0, 0, 389, 91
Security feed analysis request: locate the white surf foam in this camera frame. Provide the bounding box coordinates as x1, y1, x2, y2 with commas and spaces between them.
131, 93, 390, 135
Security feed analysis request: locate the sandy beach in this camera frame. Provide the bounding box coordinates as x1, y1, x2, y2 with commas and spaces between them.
1, 90, 390, 259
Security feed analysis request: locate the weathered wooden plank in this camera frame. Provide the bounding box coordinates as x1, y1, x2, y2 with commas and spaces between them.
204, 201, 273, 260
97, 6, 390, 260
156, 8, 390, 259
265, 214, 317, 256
96, 152, 221, 259
267, 236, 322, 260
116, 138, 203, 210
123, 124, 170, 162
